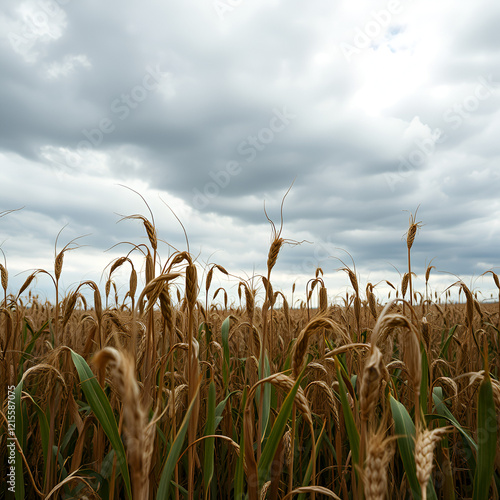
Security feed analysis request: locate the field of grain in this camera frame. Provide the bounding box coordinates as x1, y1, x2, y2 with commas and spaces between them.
0, 209, 499, 500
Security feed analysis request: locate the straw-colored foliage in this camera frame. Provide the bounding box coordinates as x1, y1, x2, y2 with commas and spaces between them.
0, 207, 499, 499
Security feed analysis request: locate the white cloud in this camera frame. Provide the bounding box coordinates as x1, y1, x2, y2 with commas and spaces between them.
44, 54, 91, 79
2, 1, 68, 62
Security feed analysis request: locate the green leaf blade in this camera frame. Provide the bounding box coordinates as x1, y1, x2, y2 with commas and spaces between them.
157, 379, 201, 497
69, 349, 132, 499
203, 380, 216, 496
390, 395, 438, 500
336, 360, 359, 465
257, 373, 303, 486
472, 374, 498, 500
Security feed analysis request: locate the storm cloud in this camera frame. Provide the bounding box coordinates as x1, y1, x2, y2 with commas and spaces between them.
1, 0, 499, 303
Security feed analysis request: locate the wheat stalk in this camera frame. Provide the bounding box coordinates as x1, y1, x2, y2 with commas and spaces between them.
93, 347, 155, 499
292, 317, 343, 378
360, 347, 383, 422
363, 432, 396, 500
415, 427, 452, 500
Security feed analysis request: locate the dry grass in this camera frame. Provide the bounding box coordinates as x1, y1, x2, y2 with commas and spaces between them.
0, 208, 499, 500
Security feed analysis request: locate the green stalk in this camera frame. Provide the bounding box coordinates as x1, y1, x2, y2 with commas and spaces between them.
472, 348, 498, 500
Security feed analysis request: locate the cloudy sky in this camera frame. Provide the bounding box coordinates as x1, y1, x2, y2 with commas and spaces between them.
1, 0, 500, 305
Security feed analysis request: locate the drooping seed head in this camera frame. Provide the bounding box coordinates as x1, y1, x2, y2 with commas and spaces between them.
0, 264, 8, 292
244, 285, 255, 321
159, 288, 173, 328
207, 264, 228, 293
251, 326, 261, 357
461, 284, 474, 328
306, 380, 339, 428
401, 273, 409, 298
407, 224, 417, 249
110, 256, 128, 275
473, 299, 483, 320
425, 265, 435, 284
252, 373, 312, 427
129, 268, 137, 298
343, 267, 359, 295
260, 481, 271, 500
292, 317, 343, 378
186, 264, 198, 309
354, 296, 361, 326
283, 428, 292, 468
62, 291, 78, 327
363, 432, 395, 500
267, 237, 284, 274
206, 267, 214, 292
145, 253, 154, 284
143, 218, 157, 251
491, 271, 500, 290
93, 287, 103, 320
319, 286, 328, 313
168, 251, 191, 270
55, 251, 64, 281
18, 272, 37, 296
105, 278, 112, 299
360, 346, 383, 422
415, 427, 451, 494
368, 291, 378, 320
262, 276, 274, 303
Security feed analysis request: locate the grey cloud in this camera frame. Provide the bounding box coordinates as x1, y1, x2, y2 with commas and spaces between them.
1, 0, 500, 302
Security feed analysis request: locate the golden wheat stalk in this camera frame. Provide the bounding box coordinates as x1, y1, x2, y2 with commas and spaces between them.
93, 347, 155, 499
0, 263, 8, 292
292, 317, 344, 378
363, 432, 396, 500
415, 427, 451, 500
360, 347, 383, 422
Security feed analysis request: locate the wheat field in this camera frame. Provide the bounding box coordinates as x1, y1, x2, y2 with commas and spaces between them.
0, 207, 499, 500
